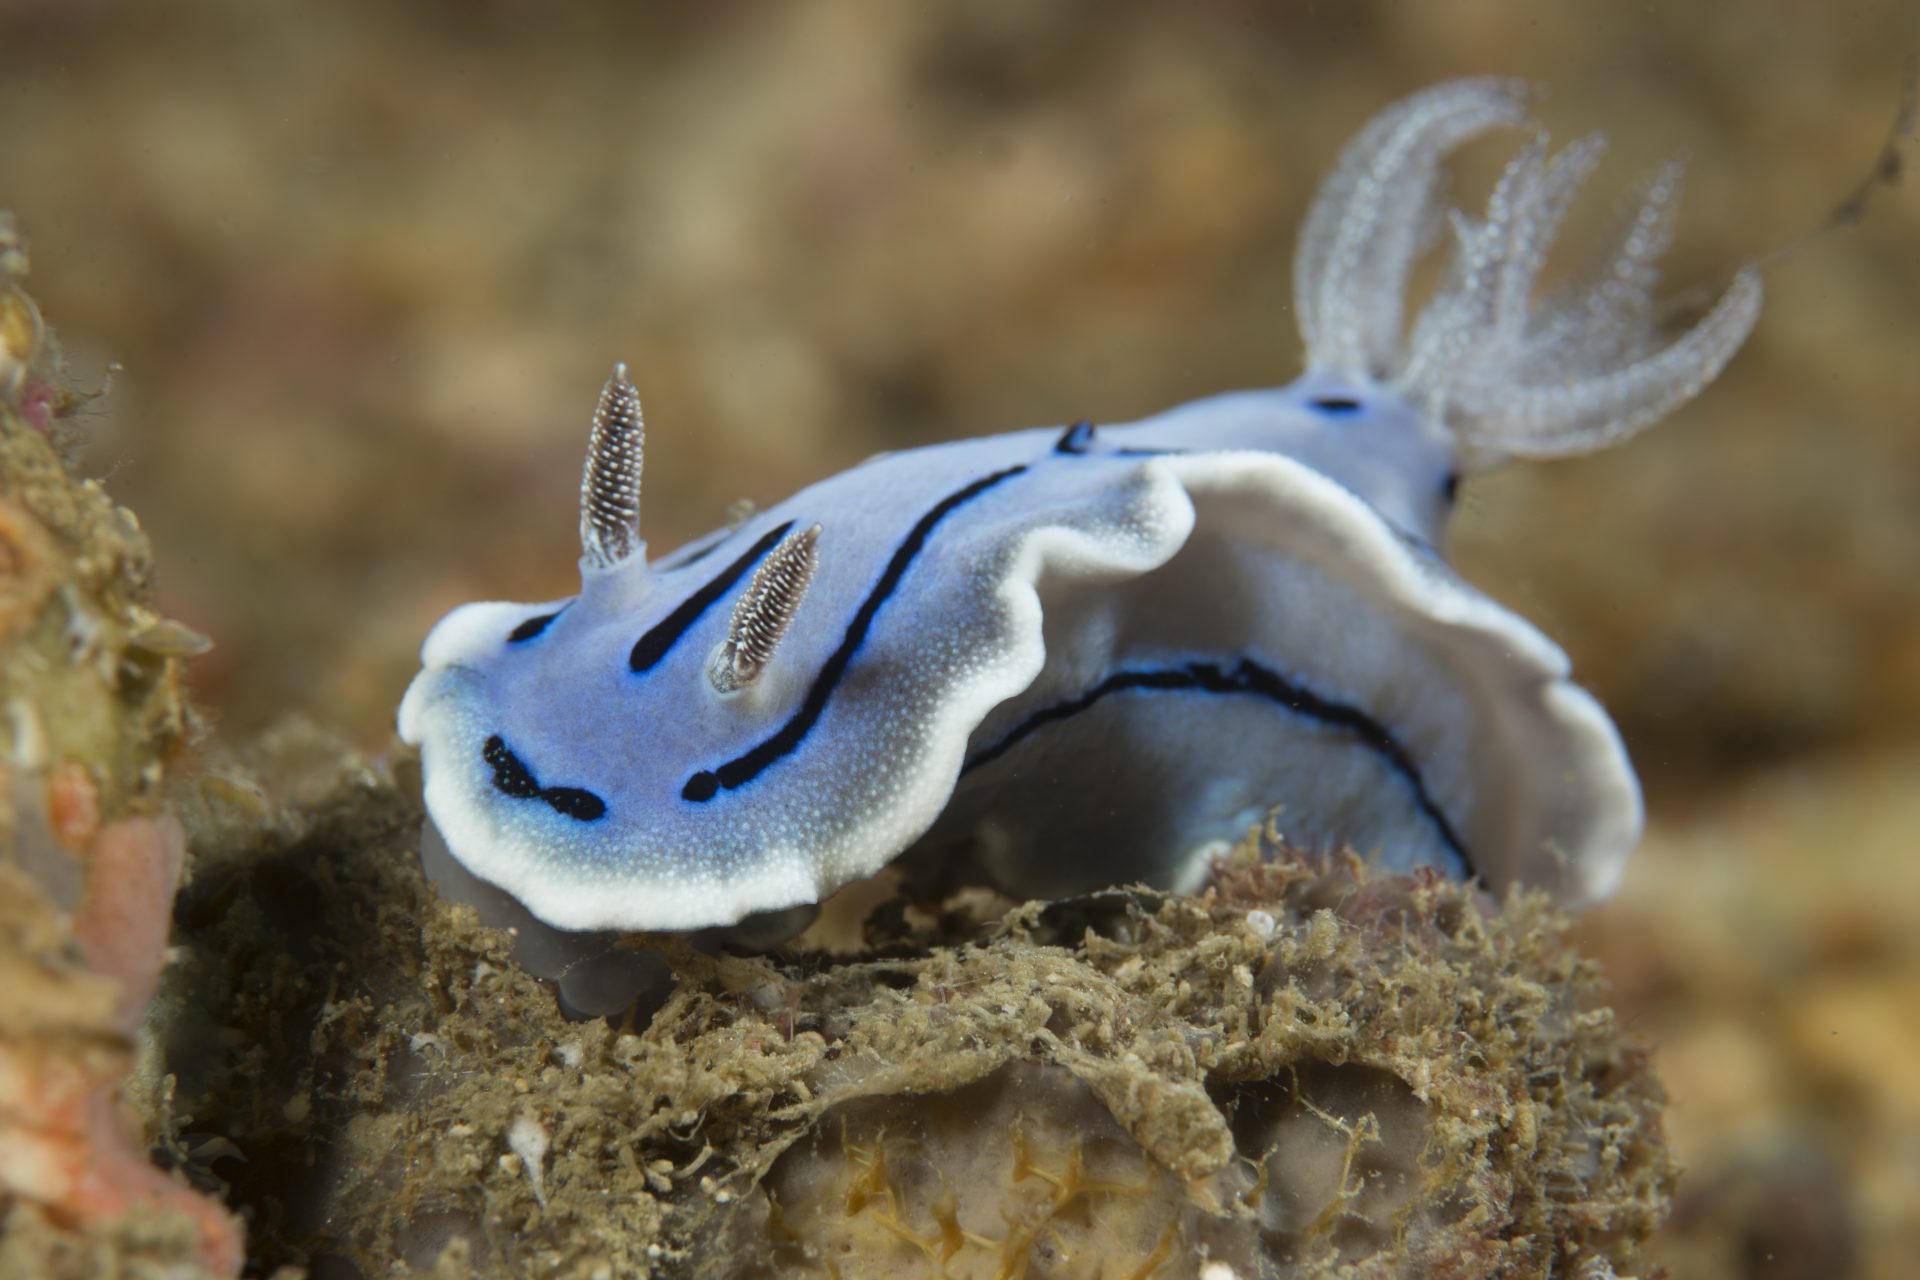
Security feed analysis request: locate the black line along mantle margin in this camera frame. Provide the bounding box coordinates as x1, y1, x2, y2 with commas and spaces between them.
961, 657, 1474, 876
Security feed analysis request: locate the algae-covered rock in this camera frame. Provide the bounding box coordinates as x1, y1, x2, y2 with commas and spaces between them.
165, 733, 1673, 1279
0, 217, 239, 1279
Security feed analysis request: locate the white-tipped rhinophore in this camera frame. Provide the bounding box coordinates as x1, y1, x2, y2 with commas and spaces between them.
579, 362, 646, 570
1296, 79, 1763, 469
709, 523, 821, 694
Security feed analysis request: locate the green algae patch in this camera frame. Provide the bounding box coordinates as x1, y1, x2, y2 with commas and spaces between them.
165, 732, 1674, 1279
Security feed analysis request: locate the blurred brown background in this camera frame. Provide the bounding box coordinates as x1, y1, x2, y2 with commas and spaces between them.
1, 2, 1915, 1276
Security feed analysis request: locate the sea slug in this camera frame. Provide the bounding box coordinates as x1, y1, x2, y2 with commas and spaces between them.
399, 78, 1760, 932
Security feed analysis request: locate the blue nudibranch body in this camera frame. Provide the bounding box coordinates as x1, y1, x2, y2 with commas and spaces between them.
399, 80, 1762, 932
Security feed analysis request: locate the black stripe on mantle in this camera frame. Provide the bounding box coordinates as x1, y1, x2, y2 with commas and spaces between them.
682, 465, 1029, 802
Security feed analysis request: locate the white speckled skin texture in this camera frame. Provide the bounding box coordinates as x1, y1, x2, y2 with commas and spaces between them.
398, 79, 1758, 931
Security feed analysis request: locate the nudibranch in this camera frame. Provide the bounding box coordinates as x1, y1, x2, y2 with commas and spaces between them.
399, 79, 1761, 932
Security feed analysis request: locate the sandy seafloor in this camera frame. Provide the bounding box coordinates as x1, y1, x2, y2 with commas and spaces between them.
1, 1, 1916, 1276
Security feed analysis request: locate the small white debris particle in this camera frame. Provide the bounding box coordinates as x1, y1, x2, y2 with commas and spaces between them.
185, 1135, 245, 1164
1245, 909, 1277, 938
557, 1039, 584, 1068
129, 616, 215, 657
508, 1110, 551, 1210
1200, 1263, 1240, 1280
6, 699, 49, 769
1191, 838, 1232, 868
60, 587, 105, 667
